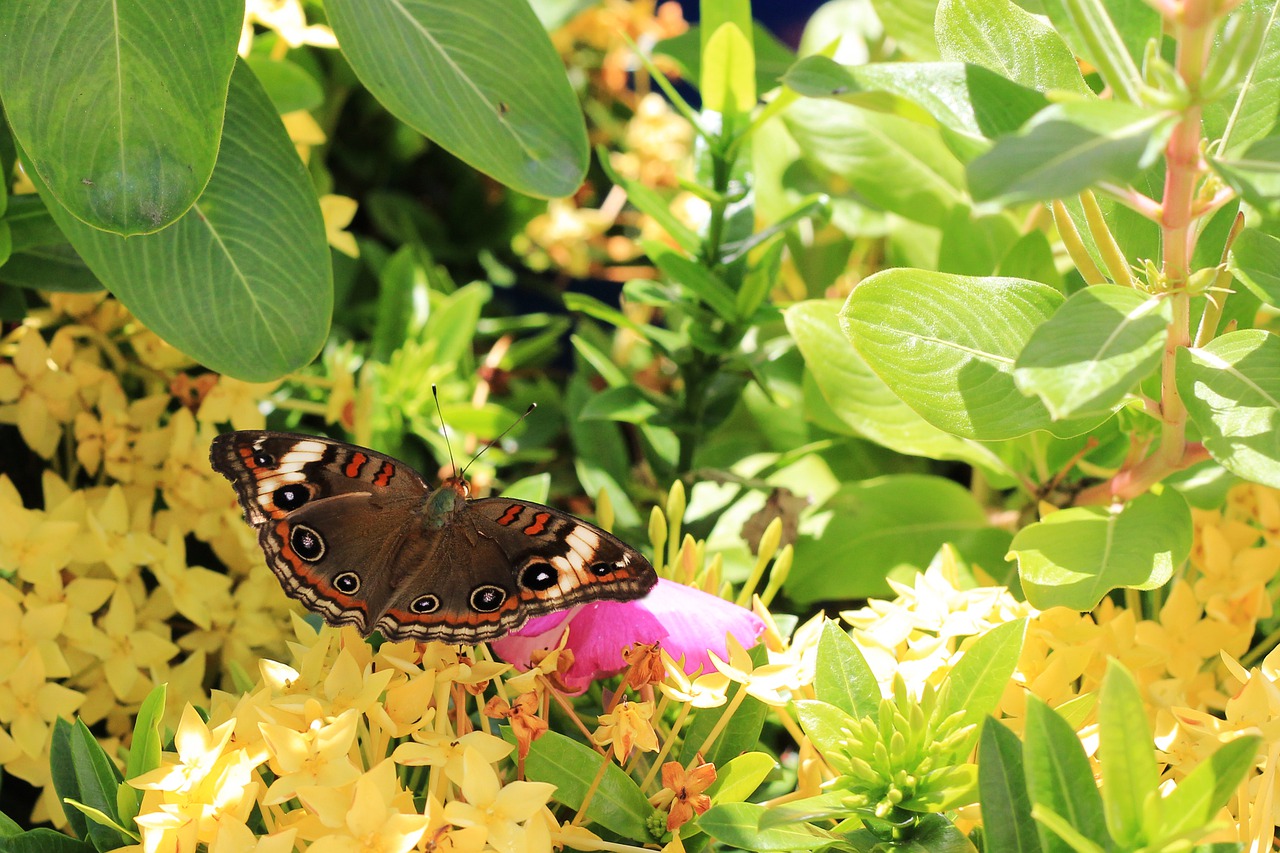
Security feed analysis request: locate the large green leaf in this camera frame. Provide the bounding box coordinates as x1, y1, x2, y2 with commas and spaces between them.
940, 618, 1026, 755
30, 59, 332, 381
700, 802, 834, 851
788, 475, 1013, 602
785, 300, 1008, 474
1014, 285, 1172, 419
1210, 135, 1280, 218
968, 102, 1177, 206
1177, 330, 1280, 487
521, 731, 652, 839
679, 645, 769, 768
1228, 228, 1280, 306
1023, 697, 1110, 853
0, 0, 241, 234
325, 0, 588, 198
935, 0, 1090, 95
871, 0, 942, 59
1097, 660, 1157, 847
0, 830, 96, 853
783, 56, 1048, 144
978, 719, 1042, 853
1157, 734, 1262, 840
813, 620, 880, 720
785, 98, 966, 228
842, 270, 1105, 440
1009, 487, 1193, 610
1205, 0, 1280, 153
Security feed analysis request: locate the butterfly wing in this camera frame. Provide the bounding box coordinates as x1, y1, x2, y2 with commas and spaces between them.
210, 431, 432, 634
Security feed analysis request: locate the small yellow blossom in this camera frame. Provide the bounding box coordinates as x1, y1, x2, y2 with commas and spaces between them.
320, 195, 360, 258
301, 761, 432, 853
655, 760, 715, 831
392, 730, 511, 787
592, 700, 658, 762
130, 704, 237, 794
259, 709, 363, 804
442, 749, 556, 853
0, 328, 80, 458
658, 650, 729, 708
0, 651, 84, 757
707, 634, 795, 706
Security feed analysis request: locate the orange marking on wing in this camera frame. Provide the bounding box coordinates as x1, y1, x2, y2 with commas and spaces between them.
344, 452, 368, 478
374, 461, 395, 487
497, 505, 523, 526
239, 446, 258, 469
273, 521, 367, 611
523, 512, 551, 536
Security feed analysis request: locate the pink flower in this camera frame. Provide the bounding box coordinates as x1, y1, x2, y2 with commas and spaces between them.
491, 579, 765, 694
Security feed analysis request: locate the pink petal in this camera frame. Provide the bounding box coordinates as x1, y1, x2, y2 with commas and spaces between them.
491, 579, 765, 693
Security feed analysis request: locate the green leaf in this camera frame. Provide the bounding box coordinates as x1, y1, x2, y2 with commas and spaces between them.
978, 719, 1042, 853
0, 829, 96, 853
937, 207, 1019, 276
679, 645, 769, 768
968, 102, 1177, 207
118, 683, 166, 826
50, 719, 89, 841
699, 802, 834, 851
789, 476, 1013, 602
1158, 735, 1262, 840
1207, 0, 1280, 154
702, 22, 756, 115
500, 473, 551, 503
1211, 136, 1280, 218
1013, 285, 1172, 419
1024, 697, 1110, 853
1010, 487, 1193, 610
326, 0, 587, 198
0, 814, 19, 839
785, 98, 966, 228
935, 0, 1090, 95
1177, 330, 1280, 487
1039, 0, 1159, 76
1098, 660, 1157, 847
521, 730, 652, 839
61, 801, 137, 845
29, 59, 332, 381
425, 282, 489, 370
1228, 228, 1280, 305
244, 57, 324, 114
67, 721, 130, 852
0, 0, 241, 234
783, 56, 1048, 144
706, 752, 777, 804
578, 386, 662, 424
813, 619, 880, 719
841, 813, 979, 852
1052, 0, 1143, 102
785, 300, 1009, 475
842, 270, 1105, 440
940, 619, 1027, 755
871, 0, 942, 60
793, 700, 858, 775
649, 246, 739, 321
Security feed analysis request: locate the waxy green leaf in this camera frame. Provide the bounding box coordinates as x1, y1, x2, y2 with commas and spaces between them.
935, 0, 1090, 95
1177, 330, 1280, 487
1024, 698, 1109, 853
978, 720, 1042, 853
326, 0, 588, 198
1009, 487, 1193, 610
0, 0, 241, 234
1014, 285, 1171, 419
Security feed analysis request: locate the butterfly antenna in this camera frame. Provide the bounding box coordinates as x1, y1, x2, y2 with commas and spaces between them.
432, 385, 459, 478
460, 402, 537, 479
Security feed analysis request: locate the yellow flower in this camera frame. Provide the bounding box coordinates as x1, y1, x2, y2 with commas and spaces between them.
85, 485, 165, 577
134, 806, 199, 853
0, 474, 80, 588
658, 651, 729, 708
707, 634, 795, 707
242, 0, 338, 51
0, 327, 80, 458
0, 651, 84, 757
130, 704, 236, 794
302, 761, 432, 853
0, 583, 70, 682
591, 700, 658, 762
442, 749, 556, 853
77, 587, 179, 700
320, 195, 360, 258
1134, 581, 1238, 684
150, 534, 234, 631
197, 378, 280, 431
392, 730, 512, 787
210, 821, 296, 853
367, 670, 436, 739
259, 709, 362, 804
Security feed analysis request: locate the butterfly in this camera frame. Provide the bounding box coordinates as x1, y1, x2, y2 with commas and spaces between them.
210, 431, 657, 645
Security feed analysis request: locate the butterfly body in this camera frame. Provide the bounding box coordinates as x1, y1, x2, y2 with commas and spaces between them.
210, 430, 657, 644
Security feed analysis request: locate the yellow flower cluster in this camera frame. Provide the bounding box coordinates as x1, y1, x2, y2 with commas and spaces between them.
126, 621, 560, 853
0, 300, 324, 821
